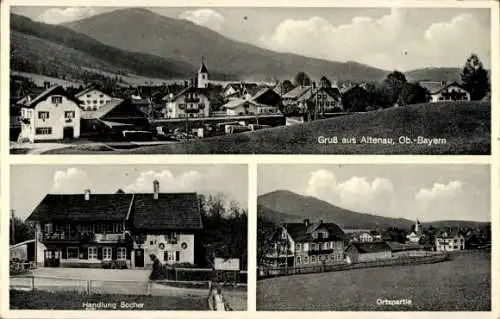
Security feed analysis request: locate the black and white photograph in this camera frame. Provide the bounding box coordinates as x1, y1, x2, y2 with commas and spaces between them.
257, 164, 491, 311
9, 6, 492, 155
8, 164, 248, 311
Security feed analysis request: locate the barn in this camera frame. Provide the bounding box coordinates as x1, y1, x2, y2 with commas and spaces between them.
345, 242, 392, 263
10, 239, 36, 262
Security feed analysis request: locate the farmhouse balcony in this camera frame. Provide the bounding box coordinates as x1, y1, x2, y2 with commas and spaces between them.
307, 248, 334, 255
95, 233, 127, 243
266, 248, 294, 257
185, 97, 200, 103
41, 232, 129, 244
41, 232, 82, 243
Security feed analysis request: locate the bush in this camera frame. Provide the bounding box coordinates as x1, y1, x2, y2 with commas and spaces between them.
101, 260, 128, 269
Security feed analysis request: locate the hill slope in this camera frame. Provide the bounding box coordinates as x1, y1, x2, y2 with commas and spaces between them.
258, 190, 414, 230
258, 190, 491, 230
10, 13, 199, 81
94, 101, 489, 155
63, 8, 388, 82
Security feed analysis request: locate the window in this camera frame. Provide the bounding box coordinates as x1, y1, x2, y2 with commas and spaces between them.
87, 100, 91, 105
296, 256, 301, 265
303, 243, 309, 251
99, 100, 104, 105
295, 243, 301, 252
67, 247, 79, 259
317, 232, 323, 239
38, 111, 49, 120
166, 251, 179, 262
304, 256, 309, 264
331, 254, 335, 260
338, 253, 342, 260
51, 96, 62, 104
44, 223, 53, 234
117, 248, 127, 260
88, 247, 98, 260
311, 255, 316, 263
65, 111, 75, 119
99, 94, 104, 98
93, 100, 97, 104
86, 107, 92, 111
323, 242, 329, 250
103, 247, 112, 260
35, 127, 52, 135
330, 242, 334, 249
86, 94, 91, 98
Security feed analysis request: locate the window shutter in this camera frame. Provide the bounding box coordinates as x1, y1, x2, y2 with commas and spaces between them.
112, 247, 117, 260
97, 247, 102, 260
175, 251, 180, 262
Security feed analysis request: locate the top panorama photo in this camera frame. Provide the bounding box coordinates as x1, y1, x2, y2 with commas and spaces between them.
9, 6, 492, 155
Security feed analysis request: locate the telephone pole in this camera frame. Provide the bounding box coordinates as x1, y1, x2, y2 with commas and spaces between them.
11, 210, 15, 245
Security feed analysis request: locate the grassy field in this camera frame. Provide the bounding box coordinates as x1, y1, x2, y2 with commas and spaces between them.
10, 289, 208, 310
46, 101, 490, 155
257, 250, 491, 311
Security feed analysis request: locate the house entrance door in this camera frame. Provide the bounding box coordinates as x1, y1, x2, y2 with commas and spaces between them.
44, 249, 60, 267
134, 249, 144, 267
63, 127, 74, 139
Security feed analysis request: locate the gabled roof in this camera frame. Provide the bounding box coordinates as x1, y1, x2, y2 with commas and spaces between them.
282, 86, 312, 99
75, 87, 109, 98
27, 194, 134, 222
199, 61, 208, 74
133, 193, 203, 230
349, 242, 391, 253
273, 82, 296, 95
14, 87, 46, 104
419, 81, 467, 95
19, 85, 82, 109
162, 86, 209, 102
283, 221, 345, 242
81, 98, 124, 120
386, 241, 421, 252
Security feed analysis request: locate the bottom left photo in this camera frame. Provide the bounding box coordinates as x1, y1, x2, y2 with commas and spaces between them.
8, 164, 248, 311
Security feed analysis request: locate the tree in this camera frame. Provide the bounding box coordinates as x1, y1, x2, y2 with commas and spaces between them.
382, 71, 407, 106
397, 82, 430, 106
461, 54, 490, 100
257, 215, 277, 267
294, 72, 311, 87
10, 216, 35, 245
342, 86, 370, 112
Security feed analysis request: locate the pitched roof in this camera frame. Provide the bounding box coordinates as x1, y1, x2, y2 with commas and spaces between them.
162, 86, 209, 102
283, 221, 345, 242
27, 194, 134, 222
419, 81, 467, 95
199, 61, 208, 74
81, 98, 124, 120
349, 242, 391, 253
14, 87, 46, 104
20, 85, 82, 109
75, 87, 108, 98
282, 86, 312, 99
132, 193, 203, 230
386, 241, 421, 252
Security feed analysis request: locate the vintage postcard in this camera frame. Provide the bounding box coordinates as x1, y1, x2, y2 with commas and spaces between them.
7, 164, 248, 311
257, 164, 492, 311
7, 4, 494, 155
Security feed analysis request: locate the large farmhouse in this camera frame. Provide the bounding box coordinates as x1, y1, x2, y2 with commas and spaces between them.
17, 85, 82, 142
26, 181, 203, 269
265, 219, 345, 268
419, 81, 471, 102
75, 87, 113, 111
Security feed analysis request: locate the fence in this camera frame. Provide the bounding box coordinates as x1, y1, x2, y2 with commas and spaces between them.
162, 267, 247, 285
259, 253, 449, 279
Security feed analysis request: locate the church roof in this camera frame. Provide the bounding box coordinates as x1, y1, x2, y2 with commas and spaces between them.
199, 60, 208, 74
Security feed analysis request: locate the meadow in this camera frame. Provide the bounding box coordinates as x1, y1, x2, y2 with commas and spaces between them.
257, 250, 491, 311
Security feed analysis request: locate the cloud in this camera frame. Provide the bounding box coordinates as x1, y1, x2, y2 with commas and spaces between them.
53, 168, 91, 193
305, 170, 395, 215
415, 181, 463, 202
124, 170, 203, 193
178, 9, 225, 32
36, 7, 98, 25
260, 8, 489, 70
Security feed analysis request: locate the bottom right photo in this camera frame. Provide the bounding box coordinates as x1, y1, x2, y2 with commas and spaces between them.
257, 164, 491, 311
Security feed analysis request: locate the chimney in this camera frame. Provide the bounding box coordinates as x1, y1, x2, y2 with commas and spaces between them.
84, 189, 91, 201
304, 219, 310, 227
441, 80, 447, 86
153, 180, 159, 200
319, 219, 323, 225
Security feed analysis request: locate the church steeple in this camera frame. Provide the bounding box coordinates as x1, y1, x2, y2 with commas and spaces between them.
197, 56, 209, 88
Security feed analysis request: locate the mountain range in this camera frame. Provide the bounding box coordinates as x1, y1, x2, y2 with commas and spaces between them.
258, 190, 490, 230
11, 8, 465, 84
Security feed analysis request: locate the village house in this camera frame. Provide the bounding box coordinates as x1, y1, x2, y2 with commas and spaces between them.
80, 98, 151, 141
281, 81, 342, 113
419, 81, 471, 102
345, 242, 392, 264
223, 82, 260, 100
75, 87, 113, 111
435, 230, 465, 252
265, 219, 345, 268
17, 85, 82, 142
221, 87, 282, 116
162, 60, 211, 119
26, 180, 203, 269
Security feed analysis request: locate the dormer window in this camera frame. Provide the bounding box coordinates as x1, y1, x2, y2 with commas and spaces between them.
51, 96, 62, 104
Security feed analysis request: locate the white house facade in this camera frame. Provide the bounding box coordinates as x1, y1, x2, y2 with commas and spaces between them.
163, 87, 211, 118
75, 88, 113, 111
18, 85, 82, 142
436, 232, 465, 252
420, 81, 471, 103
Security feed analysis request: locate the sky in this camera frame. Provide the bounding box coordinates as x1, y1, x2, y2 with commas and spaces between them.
10, 164, 248, 221
10, 6, 491, 71
258, 164, 490, 223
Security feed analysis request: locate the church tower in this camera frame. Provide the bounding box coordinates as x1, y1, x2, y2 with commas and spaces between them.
197, 57, 209, 89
